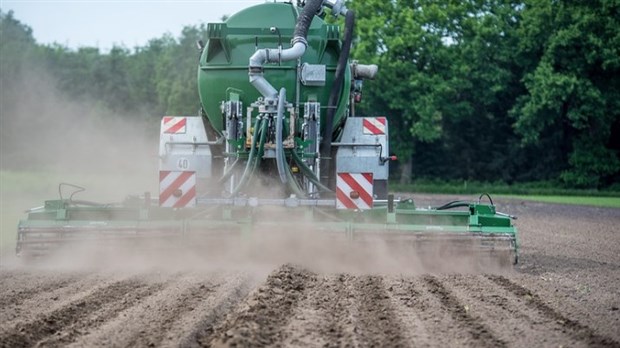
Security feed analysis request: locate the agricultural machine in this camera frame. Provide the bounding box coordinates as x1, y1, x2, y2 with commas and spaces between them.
16, 0, 518, 265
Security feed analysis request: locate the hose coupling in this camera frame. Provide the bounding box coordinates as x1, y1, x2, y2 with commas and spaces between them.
291, 36, 308, 48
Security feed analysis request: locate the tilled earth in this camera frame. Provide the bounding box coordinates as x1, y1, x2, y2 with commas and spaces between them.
1, 196, 619, 347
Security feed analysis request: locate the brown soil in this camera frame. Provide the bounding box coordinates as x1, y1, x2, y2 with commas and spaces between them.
1, 195, 619, 347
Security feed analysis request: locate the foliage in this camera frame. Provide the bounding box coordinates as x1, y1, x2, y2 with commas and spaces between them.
349, 0, 619, 188
511, 0, 620, 188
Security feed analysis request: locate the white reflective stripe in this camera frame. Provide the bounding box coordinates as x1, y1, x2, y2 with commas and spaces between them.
363, 117, 386, 134
162, 117, 187, 134
159, 171, 196, 208
336, 177, 352, 209
336, 173, 373, 210
160, 171, 179, 191
354, 173, 374, 198
161, 175, 195, 207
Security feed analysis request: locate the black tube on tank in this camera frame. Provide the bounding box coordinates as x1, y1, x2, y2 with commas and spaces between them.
320, 9, 355, 186
293, 0, 324, 40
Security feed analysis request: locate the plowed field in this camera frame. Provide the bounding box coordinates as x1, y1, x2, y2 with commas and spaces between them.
1, 196, 619, 347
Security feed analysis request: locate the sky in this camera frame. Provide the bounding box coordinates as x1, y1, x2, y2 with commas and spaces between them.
1, 0, 267, 50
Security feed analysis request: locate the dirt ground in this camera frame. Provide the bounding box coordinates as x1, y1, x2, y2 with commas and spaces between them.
1, 195, 619, 347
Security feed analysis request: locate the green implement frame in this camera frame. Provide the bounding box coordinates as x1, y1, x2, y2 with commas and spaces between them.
16, 194, 518, 265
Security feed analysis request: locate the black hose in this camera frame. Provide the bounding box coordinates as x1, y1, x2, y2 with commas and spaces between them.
293, 0, 324, 40
478, 193, 494, 206
320, 9, 355, 184
434, 201, 471, 210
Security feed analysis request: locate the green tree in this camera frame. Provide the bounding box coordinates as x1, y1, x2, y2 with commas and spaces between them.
151, 25, 206, 116
511, 0, 620, 188
350, 0, 522, 183
0, 10, 42, 166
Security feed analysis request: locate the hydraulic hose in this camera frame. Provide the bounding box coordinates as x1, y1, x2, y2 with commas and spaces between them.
230, 117, 262, 196
276, 88, 288, 184
434, 201, 471, 210
251, 116, 269, 175
277, 90, 308, 197
320, 9, 355, 182
290, 150, 332, 192
244, 116, 269, 189
284, 164, 306, 198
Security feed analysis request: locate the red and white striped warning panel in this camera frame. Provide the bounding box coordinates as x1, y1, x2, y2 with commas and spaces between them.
162, 116, 187, 134
362, 117, 386, 135
159, 171, 196, 208
336, 172, 374, 210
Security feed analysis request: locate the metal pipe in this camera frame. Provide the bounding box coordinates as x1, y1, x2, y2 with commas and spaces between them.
248, 72, 278, 99
323, 0, 348, 16
248, 39, 306, 100
248, 0, 324, 99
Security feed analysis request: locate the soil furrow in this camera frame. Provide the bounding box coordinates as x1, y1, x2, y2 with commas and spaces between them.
65, 273, 198, 347
385, 278, 438, 348
0, 273, 116, 325
0, 276, 162, 348
179, 275, 257, 347
209, 264, 314, 347
391, 277, 479, 347
120, 279, 219, 347
0, 270, 18, 282
352, 275, 409, 347
282, 273, 358, 348
423, 275, 507, 348
445, 275, 590, 347
0, 275, 79, 311
488, 275, 620, 347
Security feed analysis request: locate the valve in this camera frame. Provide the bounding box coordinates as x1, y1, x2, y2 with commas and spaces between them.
381, 155, 398, 164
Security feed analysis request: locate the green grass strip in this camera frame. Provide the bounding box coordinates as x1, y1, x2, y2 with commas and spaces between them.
499, 195, 620, 208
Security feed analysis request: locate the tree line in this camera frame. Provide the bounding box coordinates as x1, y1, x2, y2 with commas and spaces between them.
1, 1, 618, 188
350, 0, 619, 188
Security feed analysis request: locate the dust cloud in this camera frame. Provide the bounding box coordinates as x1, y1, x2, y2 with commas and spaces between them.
0, 61, 158, 263
0, 66, 158, 202
1, 67, 510, 276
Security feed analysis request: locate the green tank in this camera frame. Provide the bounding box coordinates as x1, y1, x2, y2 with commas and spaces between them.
197, 2, 351, 135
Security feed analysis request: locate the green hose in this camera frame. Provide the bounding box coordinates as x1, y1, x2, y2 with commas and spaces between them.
283, 156, 307, 198
290, 150, 332, 192
240, 116, 269, 192
252, 117, 269, 173
230, 117, 262, 196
